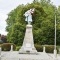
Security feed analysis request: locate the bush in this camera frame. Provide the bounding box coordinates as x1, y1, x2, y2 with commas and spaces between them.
16, 46, 21, 51
44, 45, 54, 53
35, 44, 43, 52
1, 43, 16, 51
35, 44, 59, 53
44, 45, 59, 53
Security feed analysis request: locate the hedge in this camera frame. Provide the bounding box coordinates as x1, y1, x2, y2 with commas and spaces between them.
1, 43, 16, 51
35, 44, 59, 53
35, 44, 43, 52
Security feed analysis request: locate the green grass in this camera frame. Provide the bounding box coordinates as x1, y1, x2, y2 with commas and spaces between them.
16, 46, 21, 51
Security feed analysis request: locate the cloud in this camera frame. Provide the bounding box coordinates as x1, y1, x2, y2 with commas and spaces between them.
51, 0, 60, 7
0, 30, 8, 35
0, 12, 8, 34
0, 0, 33, 11
0, 0, 33, 35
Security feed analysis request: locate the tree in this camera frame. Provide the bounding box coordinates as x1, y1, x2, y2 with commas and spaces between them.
6, 5, 26, 45
7, 22, 25, 45
56, 6, 60, 45
6, 2, 60, 45
1, 35, 7, 43
6, 2, 45, 45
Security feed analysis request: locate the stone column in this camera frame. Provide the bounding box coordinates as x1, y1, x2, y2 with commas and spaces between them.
43, 46, 46, 53
10, 45, 13, 51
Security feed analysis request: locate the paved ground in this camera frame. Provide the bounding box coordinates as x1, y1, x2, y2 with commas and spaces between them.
0, 51, 60, 60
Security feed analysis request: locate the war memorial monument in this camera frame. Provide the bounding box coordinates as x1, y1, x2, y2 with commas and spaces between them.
0, 8, 59, 60
19, 8, 37, 54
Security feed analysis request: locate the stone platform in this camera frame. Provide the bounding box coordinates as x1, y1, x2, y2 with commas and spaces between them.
1, 51, 60, 60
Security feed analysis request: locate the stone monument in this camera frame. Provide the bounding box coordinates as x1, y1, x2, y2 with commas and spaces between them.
19, 8, 37, 54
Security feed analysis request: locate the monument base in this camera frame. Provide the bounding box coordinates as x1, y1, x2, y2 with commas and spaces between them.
19, 24, 37, 54
19, 46, 37, 54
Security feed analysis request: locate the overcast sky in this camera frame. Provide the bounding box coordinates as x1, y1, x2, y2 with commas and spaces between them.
0, 0, 60, 35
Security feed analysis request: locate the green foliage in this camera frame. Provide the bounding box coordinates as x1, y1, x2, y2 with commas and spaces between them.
1, 43, 16, 51
7, 22, 25, 45
45, 45, 54, 53
45, 45, 59, 53
16, 46, 21, 51
35, 44, 43, 52
6, 1, 60, 45
35, 44, 59, 53
6, 2, 45, 45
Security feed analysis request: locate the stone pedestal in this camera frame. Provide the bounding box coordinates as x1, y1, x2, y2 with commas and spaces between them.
19, 24, 37, 54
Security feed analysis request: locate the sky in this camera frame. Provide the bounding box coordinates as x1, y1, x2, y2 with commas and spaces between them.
0, 0, 60, 35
